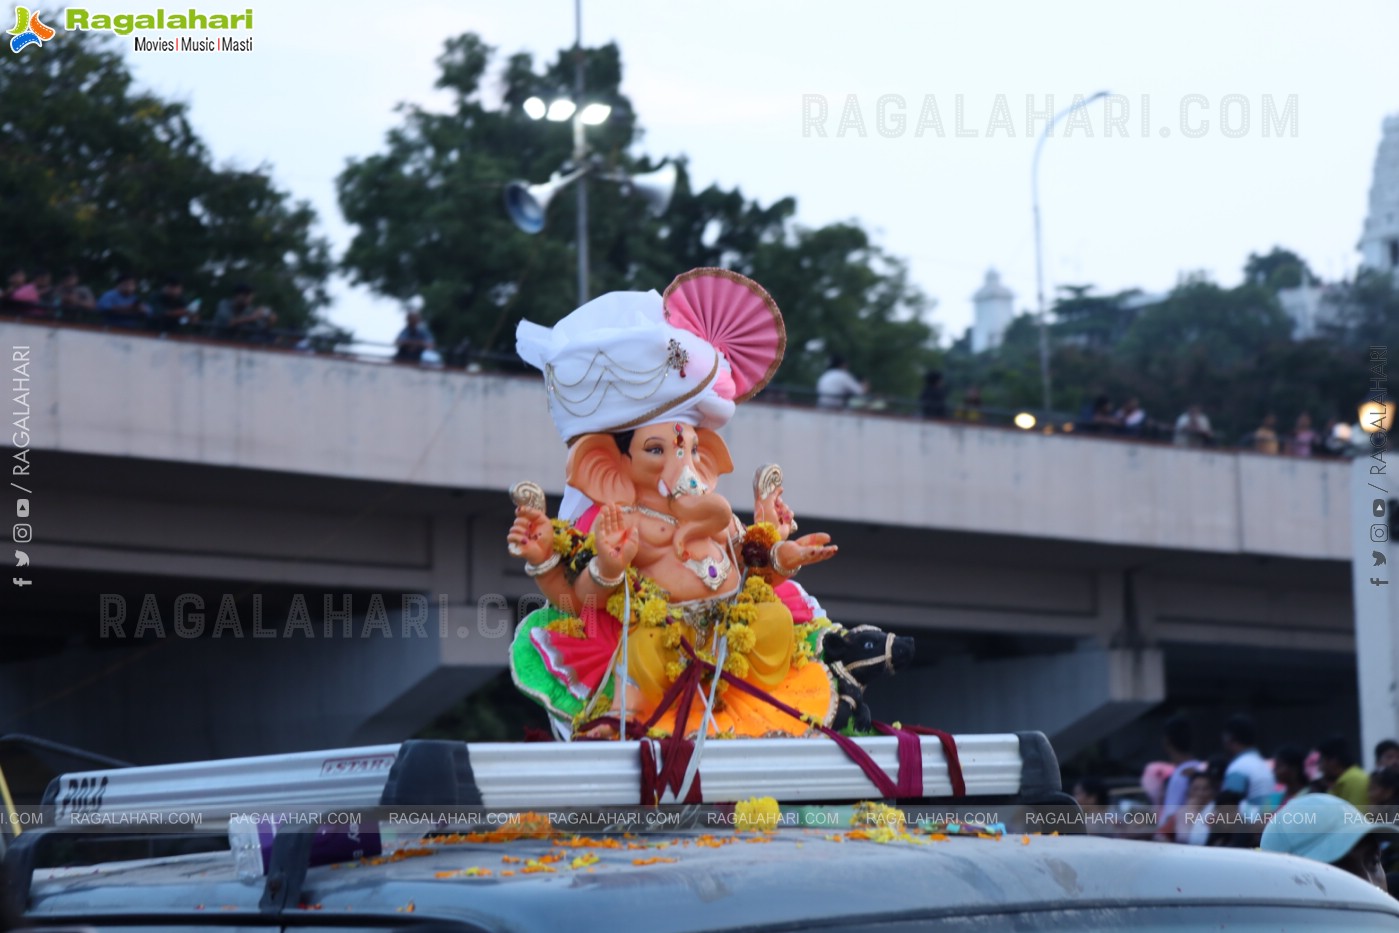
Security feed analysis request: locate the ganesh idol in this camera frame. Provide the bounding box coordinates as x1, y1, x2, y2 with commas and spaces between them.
507, 269, 881, 740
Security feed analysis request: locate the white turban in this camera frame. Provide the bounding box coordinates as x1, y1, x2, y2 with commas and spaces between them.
516, 289, 737, 446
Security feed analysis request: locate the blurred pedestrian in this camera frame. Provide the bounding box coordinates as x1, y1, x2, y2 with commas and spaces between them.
1220, 714, 1275, 803
1072, 776, 1118, 836
4, 267, 52, 317
1325, 416, 1361, 456
214, 283, 277, 341
1173, 404, 1214, 448
394, 310, 436, 364
1157, 715, 1203, 841
816, 354, 867, 409
1261, 794, 1397, 892
2, 267, 27, 310
1289, 412, 1319, 457
1142, 761, 1175, 809
1369, 767, 1399, 808
149, 275, 197, 331
1271, 745, 1313, 808
955, 385, 984, 422
96, 273, 152, 328
1375, 739, 1399, 771
1250, 413, 1281, 454
1319, 736, 1372, 809
1117, 397, 1147, 437
1175, 768, 1218, 845
53, 268, 96, 317
1371, 769, 1399, 889
919, 370, 948, 419
1077, 393, 1121, 434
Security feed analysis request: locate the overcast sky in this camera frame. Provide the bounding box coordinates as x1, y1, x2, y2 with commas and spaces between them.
119, 0, 1399, 350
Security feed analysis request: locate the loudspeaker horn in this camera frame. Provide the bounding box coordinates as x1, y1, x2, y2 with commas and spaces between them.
625, 162, 677, 217
503, 167, 587, 235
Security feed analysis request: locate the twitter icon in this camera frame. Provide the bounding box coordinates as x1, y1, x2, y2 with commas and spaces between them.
14, 549, 28, 567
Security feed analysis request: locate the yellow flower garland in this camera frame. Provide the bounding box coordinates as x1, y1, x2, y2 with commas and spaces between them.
734, 796, 781, 833
546, 516, 787, 713
543, 615, 586, 638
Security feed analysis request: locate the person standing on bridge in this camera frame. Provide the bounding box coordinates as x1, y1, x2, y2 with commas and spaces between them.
214, 283, 278, 341
816, 354, 867, 409
919, 370, 948, 419
1173, 404, 1214, 448
394, 310, 436, 364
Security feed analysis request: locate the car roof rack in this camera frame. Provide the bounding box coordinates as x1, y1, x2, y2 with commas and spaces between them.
7, 732, 1068, 918
40, 731, 1062, 826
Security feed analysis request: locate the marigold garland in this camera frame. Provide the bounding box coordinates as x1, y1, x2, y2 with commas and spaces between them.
792, 621, 822, 669
542, 515, 793, 728
544, 615, 586, 638
550, 519, 598, 584
733, 796, 782, 833
852, 801, 906, 833
740, 522, 781, 568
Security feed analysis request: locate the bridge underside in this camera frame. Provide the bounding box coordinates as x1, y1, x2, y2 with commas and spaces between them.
3, 452, 1356, 764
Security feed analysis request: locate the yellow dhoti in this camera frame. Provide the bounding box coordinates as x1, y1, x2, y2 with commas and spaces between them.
620, 599, 835, 738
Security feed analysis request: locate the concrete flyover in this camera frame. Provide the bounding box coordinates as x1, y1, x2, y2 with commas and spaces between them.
1, 321, 1359, 764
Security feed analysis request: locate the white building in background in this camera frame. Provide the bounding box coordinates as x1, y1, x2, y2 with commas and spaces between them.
1275, 112, 1399, 339
1358, 113, 1399, 275
971, 269, 1015, 353
1276, 275, 1341, 340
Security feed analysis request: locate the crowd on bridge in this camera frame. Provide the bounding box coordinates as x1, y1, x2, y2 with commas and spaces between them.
0, 271, 1369, 453
2, 266, 442, 365
813, 354, 1353, 456
1073, 714, 1399, 890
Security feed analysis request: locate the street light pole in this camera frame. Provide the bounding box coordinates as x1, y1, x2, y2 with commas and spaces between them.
572, 0, 589, 306
1032, 90, 1108, 415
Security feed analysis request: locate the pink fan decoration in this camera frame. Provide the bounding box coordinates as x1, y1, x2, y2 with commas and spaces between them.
663, 268, 786, 403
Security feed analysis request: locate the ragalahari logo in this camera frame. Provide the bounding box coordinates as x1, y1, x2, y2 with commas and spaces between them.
9, 6, 54, 52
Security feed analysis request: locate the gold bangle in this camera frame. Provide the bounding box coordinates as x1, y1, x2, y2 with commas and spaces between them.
588, 557, 626, 588
770, 543, 800, 577
524, 553, 561, 577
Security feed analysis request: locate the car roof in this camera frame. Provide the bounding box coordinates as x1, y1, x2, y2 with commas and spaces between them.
27, 831, 1399, 931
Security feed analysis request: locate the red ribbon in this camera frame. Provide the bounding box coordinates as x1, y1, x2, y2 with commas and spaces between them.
578, 636, 967, 803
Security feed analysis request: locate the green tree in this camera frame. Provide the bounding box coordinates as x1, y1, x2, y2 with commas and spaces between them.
337, 33, 936, 391
1051, 284, 1144, 350
743, 223, 935, 398
1324, 268, 1399, 357
0, 33, 331, 324
1110, 276, 1296, 438
1244, 246, 1315, 291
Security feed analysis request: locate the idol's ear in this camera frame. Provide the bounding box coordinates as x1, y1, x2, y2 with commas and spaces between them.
694, 428, 734, 486
566, 434, 637, 505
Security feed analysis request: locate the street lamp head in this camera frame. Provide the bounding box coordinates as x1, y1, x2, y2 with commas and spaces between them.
546, 99, 577, 122
578, 103, 612, 126
1359, 400, 1395, 434
522, 96, 547, 120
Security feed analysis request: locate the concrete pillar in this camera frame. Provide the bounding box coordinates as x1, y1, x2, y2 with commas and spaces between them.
1352, 456, 1399, 768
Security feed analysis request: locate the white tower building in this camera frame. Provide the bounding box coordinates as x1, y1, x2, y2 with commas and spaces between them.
1358, 114, 1399, 275
971, 269, 1015, 353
